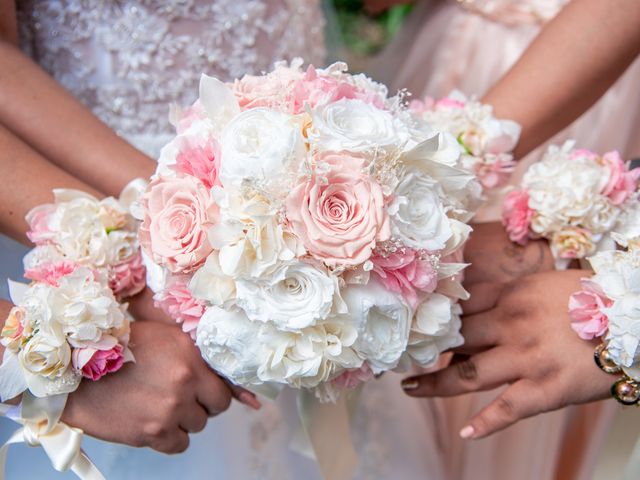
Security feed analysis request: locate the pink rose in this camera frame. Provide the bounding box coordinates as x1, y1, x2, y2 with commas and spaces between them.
139, 175, 219, 273
73, 344, 125, 381
332, 364, 374, 390
154, 279, 205, 339
371, 249, 437, 308
286, 153, 390, 266
473, 155, 516, 189
231, 67, 302, 110
24, 261, 78, 287
109, 251, 146, 299
600, 151, 640, 205
175, 137, 221, 189
502, 189, 533, 245
25, 204, 56, 245
568, 279, 611, 340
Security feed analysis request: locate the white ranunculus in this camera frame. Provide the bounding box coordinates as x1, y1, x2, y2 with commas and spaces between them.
342, 280, 413, 374
310, 98, 407, 154
218, 108, 305, 188
235, 261, 341, 330
388, 168, 453, 251
189, 253, 236, 307
49, 268, 125, 346
583, 197, 620, 234
208, 190, 303, 279
405, 293, 463, 368
196, 306, 270, 386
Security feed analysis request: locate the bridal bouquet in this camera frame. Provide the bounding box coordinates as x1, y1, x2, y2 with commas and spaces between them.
140, 60, 479, 401
409, 90, 521, 189
503, 142, 640, 269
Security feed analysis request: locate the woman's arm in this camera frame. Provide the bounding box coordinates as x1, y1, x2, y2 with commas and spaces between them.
0, 1, 155, 197
483, 0, 640, 158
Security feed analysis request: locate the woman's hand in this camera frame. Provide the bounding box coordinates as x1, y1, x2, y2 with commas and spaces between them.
62, 321, 233, 454
463, 222, 555, 285
402, 270, 613, 439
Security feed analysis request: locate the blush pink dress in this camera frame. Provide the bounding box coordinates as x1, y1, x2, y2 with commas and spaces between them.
375, 0, 640, 479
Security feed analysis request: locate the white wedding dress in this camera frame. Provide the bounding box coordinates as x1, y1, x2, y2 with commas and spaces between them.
0, 2, 449, 478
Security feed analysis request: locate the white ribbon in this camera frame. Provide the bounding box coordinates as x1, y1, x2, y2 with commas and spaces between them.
0, 392, 104, 480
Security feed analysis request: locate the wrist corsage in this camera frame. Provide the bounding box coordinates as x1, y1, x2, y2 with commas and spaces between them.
568, 234, 640, 405
409, 90, 521, 190
503, 142, 640, 269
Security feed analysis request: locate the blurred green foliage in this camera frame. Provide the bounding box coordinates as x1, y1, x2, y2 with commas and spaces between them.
332, 1, 413, 56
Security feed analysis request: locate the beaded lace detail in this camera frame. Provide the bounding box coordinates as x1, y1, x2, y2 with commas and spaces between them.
17, 0, 326, 157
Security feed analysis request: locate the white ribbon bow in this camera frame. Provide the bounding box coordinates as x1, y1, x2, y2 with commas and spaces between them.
0, 392, 104, 480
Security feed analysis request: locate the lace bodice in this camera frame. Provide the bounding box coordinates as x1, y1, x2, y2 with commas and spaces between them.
456, 0, 569, 25
17, 0, 326, 157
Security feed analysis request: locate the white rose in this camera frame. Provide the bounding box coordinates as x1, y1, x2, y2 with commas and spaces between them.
49, 268, 125, 346
219, 108, 305, 188
405, 293, 463, 367
310, 98, 407, 154
208, 190, 302, 279
235, 261, 342, 330
196, 306, 270, 386
583, 197, 620, 233
189, 253, 236, 307
342, 280, 412, 374
388, 168, 453, 251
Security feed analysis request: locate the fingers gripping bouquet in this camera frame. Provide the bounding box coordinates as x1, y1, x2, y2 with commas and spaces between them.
140, 60, 480, 401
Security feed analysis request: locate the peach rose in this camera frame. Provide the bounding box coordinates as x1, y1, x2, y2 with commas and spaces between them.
286, 153, 390, 266
139, 175, 218, 273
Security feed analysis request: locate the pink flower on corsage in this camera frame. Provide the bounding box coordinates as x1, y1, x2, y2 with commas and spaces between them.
24, 261, 78, 287
551, 227, 595, 260
600, 151, 640, 205
502, 190, 533, 245
175, 137, 222, 189
473, 155, 517, 189
139, 175, 219, 273
286, 153, 390, 266
73, 344, 125, 381
408, 97, 435, 115
109, 252, 146, 298
371, 249, 437, 308
25, 204, 56, 245
154, 279, 205, 339
332, 364, 374, 390
568, 279, 612, 339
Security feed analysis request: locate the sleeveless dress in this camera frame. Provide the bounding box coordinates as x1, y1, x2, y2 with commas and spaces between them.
372, 1, 640, 478
1, 2, 450, 478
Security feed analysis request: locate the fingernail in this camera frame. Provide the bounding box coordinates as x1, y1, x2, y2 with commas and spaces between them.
401, 378, 420, 390
460, 425, 475, 439
239, 391, 262, 410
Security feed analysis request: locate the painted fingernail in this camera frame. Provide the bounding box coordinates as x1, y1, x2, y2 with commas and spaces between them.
401, 378, 420, 390
239, 391, 262, 410
460, 426, 475, 439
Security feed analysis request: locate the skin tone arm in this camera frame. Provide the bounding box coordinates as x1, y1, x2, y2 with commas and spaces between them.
0, 1, 155, 198
483, 0, 640, 158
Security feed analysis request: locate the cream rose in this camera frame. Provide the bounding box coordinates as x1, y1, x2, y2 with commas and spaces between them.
139, 175, 219, 273
286, 153, 390, 266
388, 168, 453, 251
235, 260, 341, 330
218, 108, 305, 188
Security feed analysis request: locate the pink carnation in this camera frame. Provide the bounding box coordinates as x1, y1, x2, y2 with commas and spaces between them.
408, 97, 435, 115
371, 249, 437, 308
435, 97, 465, 109
24, 261, 78, 287
109, 251, 146, 299
600, 151, 640, 205
174, 100, 207, 134
73, 344, 125, 381
25, 204, 55, 245
568, 279, 611, 340
473, 155, 517, 189
332, 364, 374, 390
154, 279, 205, 339
569, 149, 599, 161
175, 137, 221, 189
502, 189, 533, 245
